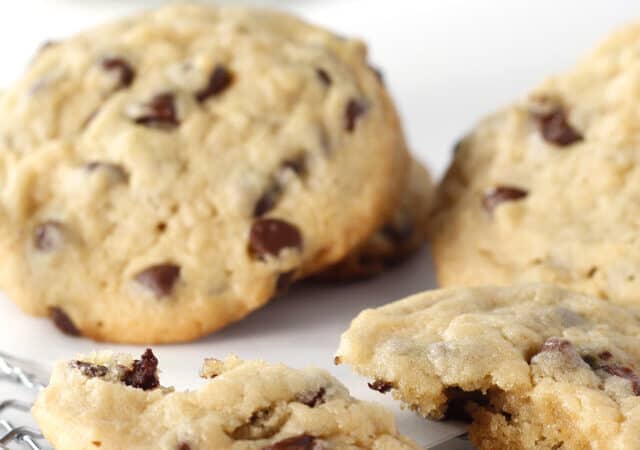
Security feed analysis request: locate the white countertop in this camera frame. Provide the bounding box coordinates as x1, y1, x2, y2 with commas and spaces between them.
1, 1, 639, 448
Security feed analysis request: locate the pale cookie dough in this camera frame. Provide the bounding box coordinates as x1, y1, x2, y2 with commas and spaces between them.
0, 3, 409, 343
33, 350, 420, 450
431, 21, 640, 305
317, 158, 432, 282
336, 284, 640, 450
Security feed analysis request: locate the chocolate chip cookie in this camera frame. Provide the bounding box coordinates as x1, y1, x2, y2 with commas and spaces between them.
33, 350, 420, 450
431, 22, 640, 304
317, 158, 433, 281
0, 4, 409, 342
336, 284, 640, 450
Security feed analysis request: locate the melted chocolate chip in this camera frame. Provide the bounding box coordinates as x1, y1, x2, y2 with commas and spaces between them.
297, 387, 326, 407
482, 186, 528, 213
535, 108, 583, 147
249, 219, 303, 259
316, 68, 332, 86
344, 99, 366, 132
275, 270, 295, 295
86, 161, 129, 183
70, 361, 108, 378
50, 307, 80, 336
368, 379, 393, 393
101, 57, 136, 89
178, 444, 191, 450
261, 435, 318, 450
34, 221, 65, 252
196, 65, 233, 103
254, 184, 282, 217
134, 264, 180, 298
601, 364, 640, 396
133, 93, 180, 129
122, 349, 159, 391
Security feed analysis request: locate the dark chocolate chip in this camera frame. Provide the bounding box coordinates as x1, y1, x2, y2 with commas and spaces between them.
196, 65, 233, 103
275, 270, 295, 295
70, 360, 108, 378
344, 99, 366, 132
297, 387, 326, 407
122, 349, 159, 391
599, 350, 613, 360
316, 68, 332, 86
482, 185, 528, 213
534, 108, 583, 147
86, 161, 129, 183
230, 407, 288, 440
34, 221, 65, 252
134, 264, 180, 298
178, 444, 191, 450
133, 93, 180, 129
249, 219, 302, 259
253, 184, 282, 217
261, 435, 319, 450
368, 379, 393, 393
540, 337, 573, 353
101, 57, 136, 89
601, 364, 640, 396
50, 307, 80, 336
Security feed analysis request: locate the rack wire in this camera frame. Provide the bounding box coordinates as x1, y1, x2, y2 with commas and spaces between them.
0, 353, 49, 450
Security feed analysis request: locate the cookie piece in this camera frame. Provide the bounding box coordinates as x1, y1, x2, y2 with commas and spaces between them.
0, 3, 409, 343
32, 350, 420, 450
431, 22, 640, 305
336, 284, 640, 450
316, 158, 433, 282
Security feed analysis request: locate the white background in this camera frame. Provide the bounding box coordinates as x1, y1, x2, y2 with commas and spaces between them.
1, 1, 640, 449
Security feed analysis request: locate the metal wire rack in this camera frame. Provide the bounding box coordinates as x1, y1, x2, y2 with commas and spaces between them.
0, 352, 49, 450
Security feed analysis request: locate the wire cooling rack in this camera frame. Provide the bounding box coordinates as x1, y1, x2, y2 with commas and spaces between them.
0, 352, 49, 450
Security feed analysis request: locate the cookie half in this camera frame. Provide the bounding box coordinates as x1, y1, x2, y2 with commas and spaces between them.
0, 3, 409, 342
316, 158, 433, 282
336, 284, 640, 450
33, 350, 420, 450
431, 22, 640, 304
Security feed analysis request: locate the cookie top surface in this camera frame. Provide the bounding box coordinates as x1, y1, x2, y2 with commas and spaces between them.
0, 3, 408, 343
316, 158, 432, 282
336, 284, 640, 448
32, 351, 419, 450
431, 22, 640, 304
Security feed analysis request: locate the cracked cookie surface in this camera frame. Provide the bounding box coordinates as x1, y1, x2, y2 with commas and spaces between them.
336, 284, 640, 450
33, 351, 419, 450
0, 3, 408, 343
431, 22, 640, 305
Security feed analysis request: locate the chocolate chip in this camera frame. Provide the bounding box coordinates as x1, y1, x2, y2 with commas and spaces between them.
275, 270, 295, 295
196, 65, 233, 103
86, 161, 129, 183
368, 379, 393, 393
344, 99, 366, 132
178, 444, 191, 450
122, 349, 159, 391
70, 361, 108, 378
134, 264, 180, 298
582, 354, 599, 370
230, 407, 289, 440
482, 185, 528, 213
261, 435, 319, 450
297, 387, 326, 407
540, 337, 573, 353
132, 93, 180, 129
599, 351, 613, 360
601, 364, 640, 395
49, 307, 80, 336
34, 221, 65, 252
249, 219, 302, 259
534, 107, 583, 147
253, 184, 282, 217
316, 68, 332, 86
101, 57, 136, 89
